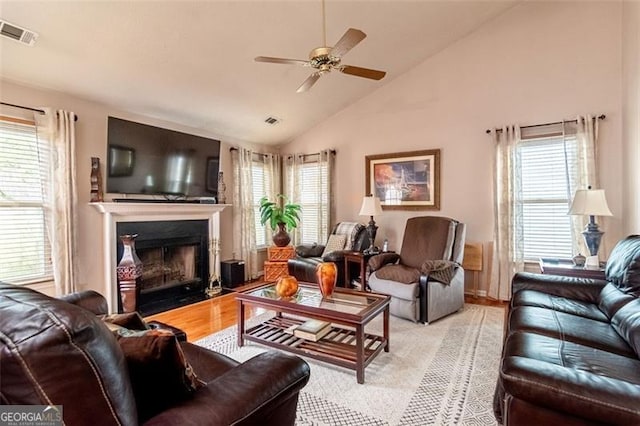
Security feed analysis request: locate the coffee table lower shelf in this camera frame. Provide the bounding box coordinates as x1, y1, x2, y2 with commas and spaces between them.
243, 316, 387, 380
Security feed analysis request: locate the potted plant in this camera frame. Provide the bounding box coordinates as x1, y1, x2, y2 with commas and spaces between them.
259, 194, 301, 247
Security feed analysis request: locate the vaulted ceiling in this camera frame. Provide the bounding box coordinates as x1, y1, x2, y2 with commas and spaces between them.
0, 1, 516, 145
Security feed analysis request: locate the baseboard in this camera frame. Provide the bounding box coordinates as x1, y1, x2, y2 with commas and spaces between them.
465, 289, 487, 297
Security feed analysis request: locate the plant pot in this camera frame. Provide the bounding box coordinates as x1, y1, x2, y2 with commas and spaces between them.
272, 222, 291, 247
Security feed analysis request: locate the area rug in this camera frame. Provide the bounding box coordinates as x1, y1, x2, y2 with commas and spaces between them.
195, 304, 504, 425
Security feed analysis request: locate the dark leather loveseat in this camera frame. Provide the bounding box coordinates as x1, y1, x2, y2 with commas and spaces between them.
0, 283, 310, 425
287, 221, 370, 287
493, 235, 640, 425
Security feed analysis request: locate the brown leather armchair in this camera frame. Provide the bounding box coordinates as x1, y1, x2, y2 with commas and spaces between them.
368, 216, 466, 323
287, 222, 370, 287
0, 283, 310, 425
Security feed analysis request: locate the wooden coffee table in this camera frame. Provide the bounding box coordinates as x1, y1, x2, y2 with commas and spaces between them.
236, 282, 390, 384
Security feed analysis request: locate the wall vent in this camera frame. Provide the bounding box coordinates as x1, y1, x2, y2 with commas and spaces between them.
0, 20, 38, 46
264, 116, 280, 125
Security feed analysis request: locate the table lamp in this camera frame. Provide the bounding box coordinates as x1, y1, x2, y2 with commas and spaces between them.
359, 195, 382, 255
568, 187, 613, 266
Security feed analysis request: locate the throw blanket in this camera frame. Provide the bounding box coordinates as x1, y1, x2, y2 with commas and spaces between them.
376, 260, 458, 285
420, 260, 459, 285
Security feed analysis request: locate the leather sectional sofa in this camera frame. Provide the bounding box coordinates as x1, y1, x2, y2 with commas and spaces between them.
493, 235, 640, 425
0, 283, 310, 425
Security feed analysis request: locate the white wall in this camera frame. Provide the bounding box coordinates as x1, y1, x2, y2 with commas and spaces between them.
281, 1, 624, 293
0, 80, 256, 293
623, 1, 640, 234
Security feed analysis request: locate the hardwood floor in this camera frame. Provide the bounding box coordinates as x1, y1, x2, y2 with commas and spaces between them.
146, 283, 507, 342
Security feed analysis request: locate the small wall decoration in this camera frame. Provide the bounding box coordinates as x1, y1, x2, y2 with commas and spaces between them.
90, 157, 104, 202
217, 171, 226, 204
365, 149, 440, 210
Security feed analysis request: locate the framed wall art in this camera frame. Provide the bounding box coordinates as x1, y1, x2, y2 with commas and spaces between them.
365, 149, 440, 210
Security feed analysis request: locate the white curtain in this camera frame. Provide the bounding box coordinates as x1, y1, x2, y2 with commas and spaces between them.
35, 109, 79, 296
284, 154, 304, 245
567, 115, 600, 256
231, 148, 259, 279
317, 149, 334, 243
489, 125, 524, 301
262, 153, 281, 244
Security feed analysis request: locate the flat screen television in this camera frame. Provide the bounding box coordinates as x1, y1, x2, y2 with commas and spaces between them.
106, 117, 221, 198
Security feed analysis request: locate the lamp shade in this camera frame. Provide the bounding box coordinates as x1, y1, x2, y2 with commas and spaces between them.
568, 189, 613, 216
359, 196, 382, 216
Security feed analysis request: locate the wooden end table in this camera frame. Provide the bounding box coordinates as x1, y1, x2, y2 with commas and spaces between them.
539, 257, 606, 280
344, 251, 370, 291
236, 282, 390, 384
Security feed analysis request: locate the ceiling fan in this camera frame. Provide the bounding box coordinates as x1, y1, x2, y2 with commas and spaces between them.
254, 0, 386, 93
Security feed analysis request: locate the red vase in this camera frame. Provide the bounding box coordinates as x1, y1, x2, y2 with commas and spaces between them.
316, 262, 337, 298
117, 234, 143, 312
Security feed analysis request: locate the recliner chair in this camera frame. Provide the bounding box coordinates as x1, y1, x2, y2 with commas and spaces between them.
368, 216, 466, 323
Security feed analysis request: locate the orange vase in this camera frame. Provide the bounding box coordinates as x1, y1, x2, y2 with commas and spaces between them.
315, 262, 337, 298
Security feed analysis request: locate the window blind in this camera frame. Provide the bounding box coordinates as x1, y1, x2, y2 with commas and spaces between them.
251, 161, 271, 247
519, 136, 576, 260
0, 118, 53, 283
298, 162, 328, 244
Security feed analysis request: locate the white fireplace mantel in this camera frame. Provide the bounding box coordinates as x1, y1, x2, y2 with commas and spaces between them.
91, 202, 229, 312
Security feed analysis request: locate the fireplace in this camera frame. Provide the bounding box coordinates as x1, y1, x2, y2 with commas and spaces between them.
116, 220, 209, 315
92, 202, 227, 313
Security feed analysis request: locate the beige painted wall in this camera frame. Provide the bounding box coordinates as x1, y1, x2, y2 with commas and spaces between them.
0, 80, 256, 293
2, 2, 634, 298
280, 2, 625, 294
623, 1, 640, 234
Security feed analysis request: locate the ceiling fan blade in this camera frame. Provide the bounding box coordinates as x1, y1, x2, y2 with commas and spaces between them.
331, 28, 366, 58
340, 65, 386, 80
296, 73, 322, 93
255, 56, 308, 66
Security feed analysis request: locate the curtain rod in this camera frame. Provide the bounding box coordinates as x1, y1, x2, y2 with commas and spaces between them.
1, 102, 79, 122
485, 114, 605, 134
285, 150, 336, 159
228, 147, 274, 158
229, 147, 337, 157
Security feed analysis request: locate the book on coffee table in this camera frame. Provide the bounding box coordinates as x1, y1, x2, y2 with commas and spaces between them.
292, 319, 331, 341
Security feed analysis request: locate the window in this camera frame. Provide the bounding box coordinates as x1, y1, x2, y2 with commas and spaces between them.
251, 159, 273, 248
519, 135, 577, 260
289, 160, 329, 244
0, 117, 53, 283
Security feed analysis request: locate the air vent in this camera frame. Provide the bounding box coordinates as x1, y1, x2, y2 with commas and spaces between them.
0, 20, 38, 46
264, 116, 280, 125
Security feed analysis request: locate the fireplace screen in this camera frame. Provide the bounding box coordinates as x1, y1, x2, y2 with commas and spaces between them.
138, 244, 200, 291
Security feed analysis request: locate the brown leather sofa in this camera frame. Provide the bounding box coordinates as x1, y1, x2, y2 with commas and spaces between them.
0, 283, 310, 425
493, 235, 640, 425
287, 222, 370, 287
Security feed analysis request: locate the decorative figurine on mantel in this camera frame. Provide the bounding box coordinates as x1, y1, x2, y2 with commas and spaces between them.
90, 157, 104, 202
217, 171, 226, 204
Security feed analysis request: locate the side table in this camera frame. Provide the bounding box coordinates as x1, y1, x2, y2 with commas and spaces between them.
344, 251, 376, 291
539, 257, 606, 280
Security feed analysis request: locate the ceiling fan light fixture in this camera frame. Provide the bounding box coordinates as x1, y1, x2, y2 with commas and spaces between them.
254, 0, 386, 92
